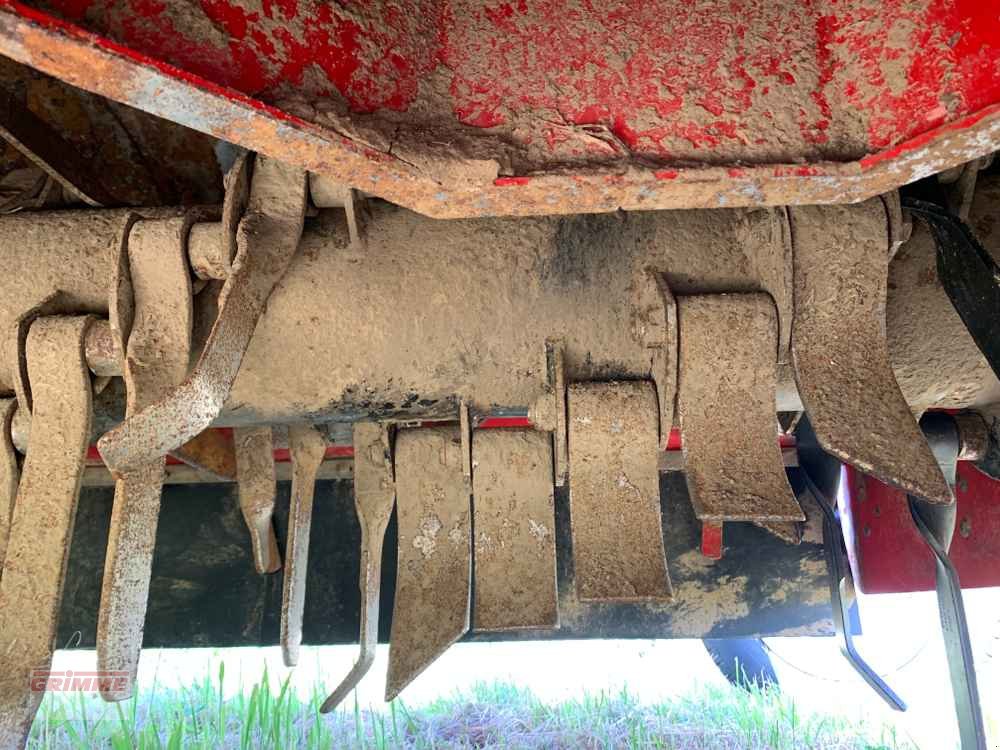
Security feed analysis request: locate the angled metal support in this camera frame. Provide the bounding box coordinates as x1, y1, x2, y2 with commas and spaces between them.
903, 199, 1000, 386
321, 422, 396, 713
802, 469, 907, 712
909, 412, 986, 750
98, 156, 307, 475
0, 316, 93, 749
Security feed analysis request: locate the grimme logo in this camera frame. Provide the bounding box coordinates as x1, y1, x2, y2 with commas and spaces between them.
29, 669, 130, 693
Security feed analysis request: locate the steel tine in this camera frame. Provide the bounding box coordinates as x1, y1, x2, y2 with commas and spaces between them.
280, 423, 327, 667
235, 426, 280, 574
799, 469, 907, 712
0, 317, 93, 748
321, 422, 395, 713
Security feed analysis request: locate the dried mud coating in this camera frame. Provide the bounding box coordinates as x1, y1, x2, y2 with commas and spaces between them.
0, 316, 92, 749
386, 427, 471, 700
790, 200, 951, 504
678, 293, 803, 523
229, 205, 792, 424
567, 381, 672, 602
644, 273, 679, 443
280, 424, 326, 668
234, 426, 280, 575
472, 429, 558, 631
97, 156, 307, 475
886, 186, 1000, 413
0, 210, 132, 390
0, 398, 18, 570
321, 422, 396, 713
97, 217, 194, 701
757, 520, 803, 545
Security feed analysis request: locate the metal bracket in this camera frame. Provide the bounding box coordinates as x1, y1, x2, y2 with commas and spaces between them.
530, 339, 569, 487
97, 155, 308, 475
0, 316, 93, 749
632, 270, 678, 448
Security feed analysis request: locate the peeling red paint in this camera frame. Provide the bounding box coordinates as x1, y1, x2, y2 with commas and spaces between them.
772, 165, 826, 177
27, 0, 1000, 165
494, 176, 531, 186
700, 522, 724, 560
860, 101, 1000, 170
6, 0, 1000, 215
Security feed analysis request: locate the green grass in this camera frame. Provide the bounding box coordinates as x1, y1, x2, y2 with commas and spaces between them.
28, 665, 914, 750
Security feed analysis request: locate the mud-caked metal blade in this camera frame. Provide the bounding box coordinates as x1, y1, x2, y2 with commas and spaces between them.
280, 424, 327, 668
472, 428, 558, 631
0, 317, 93, 749
386, 426, 471, 701
567, 381, 672, 602
677, 293, 804, 523
789, 199, 950, 505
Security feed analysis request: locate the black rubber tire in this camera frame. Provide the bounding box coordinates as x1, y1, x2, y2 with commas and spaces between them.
703, 638, 779, 690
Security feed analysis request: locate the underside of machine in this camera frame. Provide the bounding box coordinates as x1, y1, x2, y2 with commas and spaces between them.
0, 2, 999, 748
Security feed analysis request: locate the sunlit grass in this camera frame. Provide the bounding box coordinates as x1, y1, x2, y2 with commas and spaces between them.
28, 662, 916, 749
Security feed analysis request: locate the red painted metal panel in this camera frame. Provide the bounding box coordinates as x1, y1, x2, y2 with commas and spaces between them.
2, 1, 1000, 217
30, 0, 1000, 165
842, 463, 1000, 594
701, 522, 724, 560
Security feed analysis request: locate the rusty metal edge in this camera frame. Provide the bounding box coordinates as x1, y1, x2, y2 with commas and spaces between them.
1, 4, 999, 219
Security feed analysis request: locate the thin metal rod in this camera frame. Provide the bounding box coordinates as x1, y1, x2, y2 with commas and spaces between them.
908, 496, 986, 750
800, 470, 907, 712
